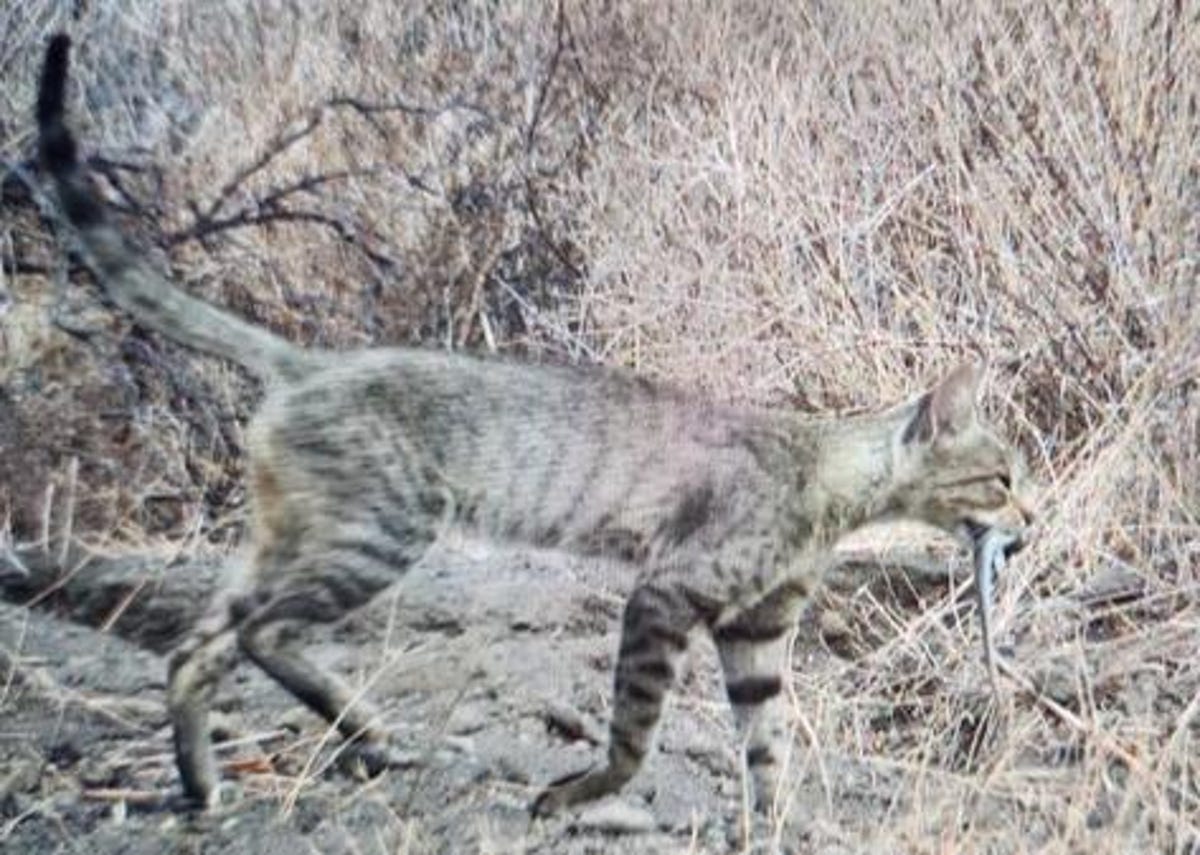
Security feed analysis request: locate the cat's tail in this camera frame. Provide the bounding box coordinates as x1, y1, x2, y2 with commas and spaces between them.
37, 34, 315, 385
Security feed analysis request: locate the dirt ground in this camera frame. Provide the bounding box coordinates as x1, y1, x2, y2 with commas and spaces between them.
2, 540, 848, 855
2, 535, 1196, 855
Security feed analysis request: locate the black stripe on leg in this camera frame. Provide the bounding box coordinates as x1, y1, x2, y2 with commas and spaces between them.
726, 675, 782, 705
747, 745, 776, 767
713, 620, 791, 643
327, 538, 414, 569
631, 658, 673, 682
627, 708, 660, 731
621, 623, 687, 655
647, 622, 689, 650
611, 727, 647, 761
622, 680, 662, 704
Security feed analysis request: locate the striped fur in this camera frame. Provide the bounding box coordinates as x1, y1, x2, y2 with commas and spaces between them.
36, 35, 1034, 817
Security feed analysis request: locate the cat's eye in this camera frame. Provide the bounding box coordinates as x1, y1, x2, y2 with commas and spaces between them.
997, 473, 1012, 490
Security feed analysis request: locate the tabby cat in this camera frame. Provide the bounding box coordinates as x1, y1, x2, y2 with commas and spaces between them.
35, 35, 1032, 816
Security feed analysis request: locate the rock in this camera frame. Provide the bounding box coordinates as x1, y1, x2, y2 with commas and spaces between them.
573, 800, 657, 835
543, 701, 603, 744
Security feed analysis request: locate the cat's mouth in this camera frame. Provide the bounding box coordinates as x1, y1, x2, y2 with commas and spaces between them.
961, 519, 1025, 558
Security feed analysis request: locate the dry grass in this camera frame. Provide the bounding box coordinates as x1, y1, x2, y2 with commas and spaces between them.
1, 1, 1197, 852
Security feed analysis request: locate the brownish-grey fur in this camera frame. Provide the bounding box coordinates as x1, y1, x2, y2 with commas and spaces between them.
36, 35, 1034, 817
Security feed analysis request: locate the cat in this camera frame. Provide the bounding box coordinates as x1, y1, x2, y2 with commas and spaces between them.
35, 34, 1033, 816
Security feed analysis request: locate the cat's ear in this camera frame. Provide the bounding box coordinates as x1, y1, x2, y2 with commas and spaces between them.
901, 362, 982, 444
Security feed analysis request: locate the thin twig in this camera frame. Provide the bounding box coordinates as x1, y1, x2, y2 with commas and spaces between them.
199, 111, 325, 223
524, 0, 567, 152
57, 457, 78, 568
172, 207, 398, 270
80, 787, 169, 806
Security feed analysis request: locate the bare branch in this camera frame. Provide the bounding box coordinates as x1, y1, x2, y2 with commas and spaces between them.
169, 205, 398, 271
198, 110, 325, 223
524, 0, 568, 152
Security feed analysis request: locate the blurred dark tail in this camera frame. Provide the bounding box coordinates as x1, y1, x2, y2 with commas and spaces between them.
38, 35, 105, 228
36, 34, 314, 384
38, 36, 76, 164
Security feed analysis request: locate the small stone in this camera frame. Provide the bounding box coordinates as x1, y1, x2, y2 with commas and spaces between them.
574, 800, 657, 834
442, 734, 475, 756
277, 708, 310, 733
449, 704, 490, 735
494, 755, 530, 784
543, 702, 603, 744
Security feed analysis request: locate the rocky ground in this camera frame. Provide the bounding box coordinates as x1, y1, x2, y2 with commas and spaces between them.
1, 536, 1181, 855
1, 539, 871, 855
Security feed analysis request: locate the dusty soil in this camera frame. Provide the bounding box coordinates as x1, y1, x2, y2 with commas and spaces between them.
3, 538, 1184, 855
1, 541, 828, 855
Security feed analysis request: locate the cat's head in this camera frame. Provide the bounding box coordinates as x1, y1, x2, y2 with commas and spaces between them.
889, 363, 1035, 554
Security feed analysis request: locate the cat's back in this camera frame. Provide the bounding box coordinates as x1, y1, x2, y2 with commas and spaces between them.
257, 346, 735, 449
249, 347, 779, 541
